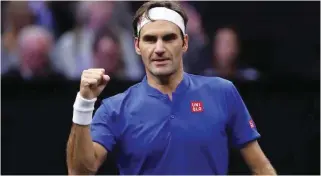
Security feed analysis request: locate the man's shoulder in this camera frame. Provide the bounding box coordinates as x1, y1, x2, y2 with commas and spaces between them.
100, 81, 144, 107
187, 73, 234, 91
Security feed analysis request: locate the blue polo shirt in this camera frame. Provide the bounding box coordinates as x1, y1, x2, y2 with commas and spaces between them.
90, 72, 260, 175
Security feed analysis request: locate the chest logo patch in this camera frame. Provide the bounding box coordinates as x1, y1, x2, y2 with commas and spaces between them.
191, 101, 204, 112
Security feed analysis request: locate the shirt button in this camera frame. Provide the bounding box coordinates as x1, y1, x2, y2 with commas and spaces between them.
170, 115, 175, 119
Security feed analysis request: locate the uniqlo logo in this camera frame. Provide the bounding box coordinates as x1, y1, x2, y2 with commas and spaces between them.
249, 119, 255, 128
191, 101, 204, 112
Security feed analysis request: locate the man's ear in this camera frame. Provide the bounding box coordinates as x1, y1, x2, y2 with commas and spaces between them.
182, 34, 188, 53
134, 37, 141, 55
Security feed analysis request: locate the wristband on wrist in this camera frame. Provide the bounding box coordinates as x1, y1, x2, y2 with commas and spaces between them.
72, 92, 97, 125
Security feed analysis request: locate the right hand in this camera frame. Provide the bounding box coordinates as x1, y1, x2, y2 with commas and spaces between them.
80, 68, 110, 100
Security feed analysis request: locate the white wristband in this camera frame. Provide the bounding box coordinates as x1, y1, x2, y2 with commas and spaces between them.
72, 92, 97, 125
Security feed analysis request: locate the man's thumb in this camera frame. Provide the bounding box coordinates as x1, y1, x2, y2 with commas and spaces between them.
102, 75, 110, 85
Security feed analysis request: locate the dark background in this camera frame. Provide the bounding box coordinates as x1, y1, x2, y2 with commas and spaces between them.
1, 1, 320, 175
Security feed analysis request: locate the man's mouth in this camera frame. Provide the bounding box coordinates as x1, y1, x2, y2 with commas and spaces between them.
153, 58, 169, 62
152, 58, 170, 66
152, 58, 169, 61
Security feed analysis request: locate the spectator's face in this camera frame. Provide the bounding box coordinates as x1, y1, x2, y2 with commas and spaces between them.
94, 36, 120, 74
75, 2, 91, 26
20, 35, 51, 72
88, 1, 114, 30
214, 29, 239, 67
135, 20, 188, 77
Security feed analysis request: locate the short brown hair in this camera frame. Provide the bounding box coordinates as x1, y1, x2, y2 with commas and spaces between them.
132, 1, 188, 38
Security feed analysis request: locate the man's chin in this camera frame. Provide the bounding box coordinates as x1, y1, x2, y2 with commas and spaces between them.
150, 69, 175, 77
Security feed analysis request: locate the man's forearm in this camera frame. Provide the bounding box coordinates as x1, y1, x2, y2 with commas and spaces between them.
252, 163, 277, 175
66, 124, 97, 175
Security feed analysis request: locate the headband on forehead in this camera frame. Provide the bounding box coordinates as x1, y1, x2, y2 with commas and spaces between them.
137, 7, 185, 36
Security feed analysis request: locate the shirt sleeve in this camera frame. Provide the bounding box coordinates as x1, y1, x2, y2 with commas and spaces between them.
90, 101, 118, 152
227, 82, 261, 149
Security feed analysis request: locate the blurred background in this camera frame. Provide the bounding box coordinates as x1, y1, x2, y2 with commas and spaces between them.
1, 1, 319, 175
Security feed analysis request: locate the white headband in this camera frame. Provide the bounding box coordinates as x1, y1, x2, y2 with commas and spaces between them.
137, 7, 185, 35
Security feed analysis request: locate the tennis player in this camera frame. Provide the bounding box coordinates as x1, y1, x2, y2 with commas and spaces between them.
67, 1, 276, 175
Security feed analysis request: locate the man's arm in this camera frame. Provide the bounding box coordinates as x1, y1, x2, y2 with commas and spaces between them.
66, 69, 111, 175
224, 82, 276, 175
240, 140, 276, 175
66, 124, 107, 175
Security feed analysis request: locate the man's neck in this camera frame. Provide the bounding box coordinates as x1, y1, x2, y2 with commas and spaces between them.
146, 69, 184, 97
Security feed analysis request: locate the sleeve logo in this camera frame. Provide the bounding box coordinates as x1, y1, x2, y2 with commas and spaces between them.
249, 119, 256, 128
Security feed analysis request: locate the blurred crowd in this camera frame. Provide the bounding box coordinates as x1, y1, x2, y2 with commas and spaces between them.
1, 1, 260, 82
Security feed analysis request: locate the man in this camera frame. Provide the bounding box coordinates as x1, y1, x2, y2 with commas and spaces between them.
66, 1, 276, 175
1, 1, 34, 75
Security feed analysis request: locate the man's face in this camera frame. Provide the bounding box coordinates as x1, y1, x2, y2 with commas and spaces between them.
135, 20, 188, 77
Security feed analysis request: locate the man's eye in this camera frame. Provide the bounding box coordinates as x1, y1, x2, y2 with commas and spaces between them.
143, 36, 157, 42
163, 34, 177, 42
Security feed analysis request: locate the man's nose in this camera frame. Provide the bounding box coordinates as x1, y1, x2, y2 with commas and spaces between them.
154, 40, 165, 56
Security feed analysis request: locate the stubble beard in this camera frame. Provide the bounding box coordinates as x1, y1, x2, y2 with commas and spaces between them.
146, 64, 178, 84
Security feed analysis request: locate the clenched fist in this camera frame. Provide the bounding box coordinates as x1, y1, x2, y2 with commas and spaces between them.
80, 68, 110, 100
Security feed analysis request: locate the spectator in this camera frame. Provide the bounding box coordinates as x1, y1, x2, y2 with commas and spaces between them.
202, 27, 260, 81
179, 2, 209, 74
53, 1, 144, 80
4, 25, 61, 80
87, 1, 144, 80
92, 25, 130, 81
1, 1, 35, 75
87, 1, 114, 32
52, 1, 94, 80
110, 2, 145, 80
